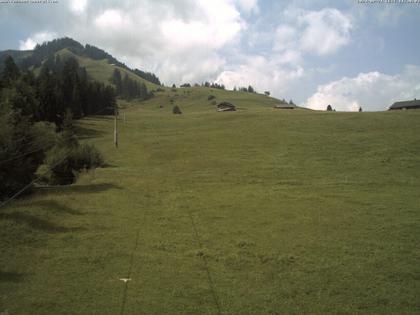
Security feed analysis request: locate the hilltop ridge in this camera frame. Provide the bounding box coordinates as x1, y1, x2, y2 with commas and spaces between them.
0, 37, 161, 87
0, 37, 296, 110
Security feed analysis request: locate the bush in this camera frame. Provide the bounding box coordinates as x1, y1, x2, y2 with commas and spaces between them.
156, 87, 165, 92
71, 144, 104, 170
208, 95, 216, 101
41, 146, 75, 185
172, 105, 182, 114
40, 143, 104, 185
211, 100, 217, 105
0, 111, 56, 199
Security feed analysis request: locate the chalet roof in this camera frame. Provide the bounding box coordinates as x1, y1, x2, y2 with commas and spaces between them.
273, 103, 296, 109
389, 99, 420, 109
217, 102, 235, 109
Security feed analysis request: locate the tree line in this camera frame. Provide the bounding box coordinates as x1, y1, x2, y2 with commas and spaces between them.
175, 81, 260, 94
111, 69, 152, 101
9, 37, 162, 86
34, 54, 115, 125
0, 55, 112, 200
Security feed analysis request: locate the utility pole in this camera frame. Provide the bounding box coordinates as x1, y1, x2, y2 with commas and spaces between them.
114, 104, 118, 148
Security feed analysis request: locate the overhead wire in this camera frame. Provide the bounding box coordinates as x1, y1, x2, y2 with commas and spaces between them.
0, 148, 73, 209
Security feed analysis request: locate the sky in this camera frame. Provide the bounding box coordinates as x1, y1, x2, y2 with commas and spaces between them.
1, 0, 419, 111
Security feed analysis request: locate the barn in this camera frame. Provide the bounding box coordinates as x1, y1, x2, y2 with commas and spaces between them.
273, 103, 296, 109
217, 102, 236, 112
389, 99, 420, 110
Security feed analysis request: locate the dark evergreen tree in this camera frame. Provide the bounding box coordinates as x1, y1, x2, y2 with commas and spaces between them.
172, 105, 182, 114
2, 56, 20, 85
133, 68, 161, 85
112, 69, 122, 94
61, 57, 82, 118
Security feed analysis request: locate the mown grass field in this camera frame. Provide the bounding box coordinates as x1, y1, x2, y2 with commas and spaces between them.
1, 88, 420, 314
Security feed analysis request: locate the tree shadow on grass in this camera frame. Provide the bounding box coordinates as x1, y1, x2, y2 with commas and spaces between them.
102, 163, 117, 168
88, 115, 115, 121
65, 183, 122, 194
37, 183, 122, 195
0, 270, 25, 283
74, 125, 106, 140
30, 200, 83, 215
0, 212, 83, 233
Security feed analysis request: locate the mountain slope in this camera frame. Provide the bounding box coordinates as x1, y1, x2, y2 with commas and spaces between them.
54, 48, 160, 90
122, 85, 301, 114
0, 37, 297, 107
0, 37, 161, 89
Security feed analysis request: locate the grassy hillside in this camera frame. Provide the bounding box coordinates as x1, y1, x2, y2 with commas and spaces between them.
1, 95, 419, 314
54, 48, 161, 91
136, 85, 292, 113
0, 44, 160, 90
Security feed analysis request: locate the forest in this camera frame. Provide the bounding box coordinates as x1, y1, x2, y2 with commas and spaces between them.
0, 55, 114, 200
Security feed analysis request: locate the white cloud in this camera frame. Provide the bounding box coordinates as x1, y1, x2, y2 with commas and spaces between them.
305, 65, 420, 111
65, 0, 247, 84
70, 0, 87, 14
234, 0, 259, 15
94, 9, 126, 29
218, 7, 352, 99
273, 25, 297, 51
19, 31, 57, 50
273, 8, 353, 56
298, 8, 352, 55
215, 54, 305, 97
12, 2, 353, 94
275, 50, 302, 65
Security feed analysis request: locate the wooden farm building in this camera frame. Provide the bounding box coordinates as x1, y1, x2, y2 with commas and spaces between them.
389, 99, 420, 110
273, 103, 296, 109
217, 102, 236, 112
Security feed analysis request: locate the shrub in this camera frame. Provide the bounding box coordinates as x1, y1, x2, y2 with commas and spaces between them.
156, 87, 165, 92
211, 100, 217, 105
0, 112, 56, 198
208, 95, 216, 101
40, 143, 104, 185
172, 105, 182, 114
71, 144, 104, 170
41, 146, 75, 185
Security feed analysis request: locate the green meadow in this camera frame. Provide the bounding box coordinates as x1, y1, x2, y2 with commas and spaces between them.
1, 88, 419, 314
